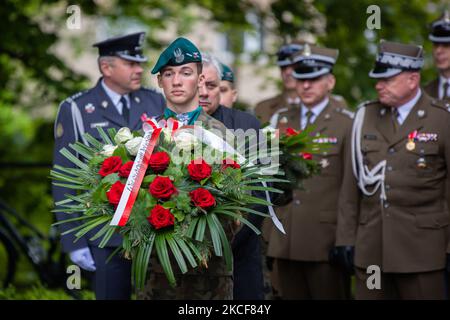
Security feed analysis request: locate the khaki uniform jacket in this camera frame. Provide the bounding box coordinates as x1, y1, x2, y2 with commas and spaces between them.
424, 78, 439, 99
267, 98, 354, 261
336, 93, 450, 273
254, 92, 299, 125
424, 78, 450, 103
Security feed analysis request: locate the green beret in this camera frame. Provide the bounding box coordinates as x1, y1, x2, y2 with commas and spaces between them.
151, 37, 202, 74
220, 63, 234, 82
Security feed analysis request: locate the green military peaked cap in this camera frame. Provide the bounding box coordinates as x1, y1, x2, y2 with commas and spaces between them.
220, 63, 234, 82
151, 37, 202, 74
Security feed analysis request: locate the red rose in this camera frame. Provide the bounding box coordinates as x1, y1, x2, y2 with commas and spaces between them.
99, 156, 123, 177
147, 205, 174, 229
118, 161, 134, 178
189, 188, 216, 209
222, 158, 241, 170
187, 158, 212, 181
106, 181, 125, 207
285, 128, 300, 137
149, 176, 177, 199
301, 152, 313, 160
149, 152, 171, 173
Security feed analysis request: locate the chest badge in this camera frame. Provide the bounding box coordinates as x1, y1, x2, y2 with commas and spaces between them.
279, 116, 288, 124
406, 130, 417, 151
84, 103, 95, 114
320, 158, 330, 169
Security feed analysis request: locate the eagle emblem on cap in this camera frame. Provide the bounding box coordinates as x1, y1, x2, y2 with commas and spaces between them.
174, 48, 184, 63
303, 43, 311, 57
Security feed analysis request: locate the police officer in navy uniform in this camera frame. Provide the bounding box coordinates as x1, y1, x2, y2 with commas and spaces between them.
52, 32, 165, 299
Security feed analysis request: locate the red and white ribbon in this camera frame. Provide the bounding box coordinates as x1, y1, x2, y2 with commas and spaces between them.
110, 121, 162, 226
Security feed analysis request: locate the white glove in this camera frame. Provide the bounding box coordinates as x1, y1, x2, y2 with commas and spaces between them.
69, 247, 96, 272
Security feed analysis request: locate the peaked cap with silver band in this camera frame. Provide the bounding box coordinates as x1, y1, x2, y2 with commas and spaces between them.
276, 42, 305, 67
368, 40, 424, 79
291, 43, 339, 79
429, 10, 450, 43
93, 32, 147, 62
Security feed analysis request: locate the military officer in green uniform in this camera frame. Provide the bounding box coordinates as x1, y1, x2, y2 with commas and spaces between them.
424, 10, 450, 102
253, 41, 305, 299
335, 40, 450, 299
267, 44, 354, 299
137, 37, 235, 300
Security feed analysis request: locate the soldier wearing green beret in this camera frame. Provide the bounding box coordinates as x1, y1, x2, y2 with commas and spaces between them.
219, 63, 238, 108
137, 37, 235, 300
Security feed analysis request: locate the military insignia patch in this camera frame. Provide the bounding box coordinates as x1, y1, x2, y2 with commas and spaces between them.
84, 103, 95, 114
303, 43, 311, 56
56, 123, 64, 138
417, 110, 426, 118
320, 158, 330, 168
174, 48, 184, 63
279, 116, 288, 124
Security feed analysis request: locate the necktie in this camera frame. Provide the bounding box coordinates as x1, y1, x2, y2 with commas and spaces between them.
120, 96, 129, 123
305, 110, 314, 129
443, 81, 450, 100
391, 108, 400, 132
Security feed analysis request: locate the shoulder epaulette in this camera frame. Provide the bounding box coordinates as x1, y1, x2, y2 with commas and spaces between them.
334, 107, 355, 119
430, 98, 450, 112
356, 100, 379, 109
63, 89, 90, 104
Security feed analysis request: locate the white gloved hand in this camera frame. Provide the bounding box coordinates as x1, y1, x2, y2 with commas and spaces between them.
69, 247, 96, 272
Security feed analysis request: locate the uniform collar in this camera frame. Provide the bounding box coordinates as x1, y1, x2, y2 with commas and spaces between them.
439, 75, 450, 99
395, 89, 421, 124
301, 97, 329, 119
164, 106, 202, 125
101, 80, 130, 110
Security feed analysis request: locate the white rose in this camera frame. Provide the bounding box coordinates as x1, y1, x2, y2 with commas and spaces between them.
125, 137, 143, 156
173, 131, 199, 151
101, 144, 118, 157
114, 127, 133, 144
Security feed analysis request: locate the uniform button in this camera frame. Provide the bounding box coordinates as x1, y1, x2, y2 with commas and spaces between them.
384, 202, 389, 208
294, 200, 300, 205
387, 166, 393, 171
388, 148, 395, 154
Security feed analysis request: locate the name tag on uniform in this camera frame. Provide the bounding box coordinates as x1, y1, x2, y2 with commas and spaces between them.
90, 121, 109, 129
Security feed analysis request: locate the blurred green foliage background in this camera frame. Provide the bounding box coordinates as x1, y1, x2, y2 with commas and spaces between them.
0, 0, 447, 299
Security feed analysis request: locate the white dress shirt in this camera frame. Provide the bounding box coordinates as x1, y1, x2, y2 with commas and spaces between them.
300, 97, 329, 130
394, 89, 421, 125
101, 80, 130, 115
439, 76, 450, 100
